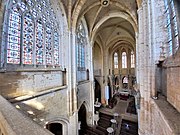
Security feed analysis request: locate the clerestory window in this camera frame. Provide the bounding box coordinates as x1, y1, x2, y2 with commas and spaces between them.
131, 51, 135, 68
114, 52, 118, 69
122, 52, 127, 68
164, 0, 179, 56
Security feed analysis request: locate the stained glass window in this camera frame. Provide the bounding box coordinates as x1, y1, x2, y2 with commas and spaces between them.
131, 51, 135, 68
23, 13, 34, 64
122, 52, 127, 68
5, 0, 60, 67
45, 24, 52, 65
7, 6, 21, 64
76, 22, 86, 70
164, 0, 179, 56
114, 52, 118, 69
36, 20, 44, 65
54, 31, 60, 65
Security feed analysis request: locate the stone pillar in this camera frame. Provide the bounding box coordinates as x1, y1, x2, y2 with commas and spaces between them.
137, 0, 168, 134
103, 49, 110, 104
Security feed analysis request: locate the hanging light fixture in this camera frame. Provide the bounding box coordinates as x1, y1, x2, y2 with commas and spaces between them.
101, 0, 110, 7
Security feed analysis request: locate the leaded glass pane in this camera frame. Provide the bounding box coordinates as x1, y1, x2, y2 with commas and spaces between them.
18, 2, 27, 12
164, 0, 179, 56
173, 17, 178, 36
174, 36, 179, 51
13, 0, 16, 4
7, 7, 21, 64
54, 31, 59, 65
45, 24, 52, 65
167, 10, 170, 25
167, 25, 172, 41
6, 0, 60, 67
32, 9, 38, 18
36, 20, 44, 65
41, 0, 47, 9
36, 4, 42, 12
23, 13, 34, 64
42, 15, 46, 23
170, 0, 175, 17
81, 47, 85, 67
169, 41, 173, 55
25, 0, 34, 7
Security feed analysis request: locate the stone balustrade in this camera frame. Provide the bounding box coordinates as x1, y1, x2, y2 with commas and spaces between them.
0, 95, 53, 135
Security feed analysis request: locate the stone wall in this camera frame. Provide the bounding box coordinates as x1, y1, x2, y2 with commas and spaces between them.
136, 0, 180, 135
0, 95, 53, 135
163, 52, 180, 112
151, 97, 180, 135
77, 81, 94, 125
0, 71, 64, 98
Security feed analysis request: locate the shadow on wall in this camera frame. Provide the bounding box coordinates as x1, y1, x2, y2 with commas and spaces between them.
94, 79, 101, 103
78, 104, 87, 135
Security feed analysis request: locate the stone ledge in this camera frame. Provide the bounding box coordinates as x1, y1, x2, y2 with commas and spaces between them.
153, 95, 180, 135
0, 95, 53, 135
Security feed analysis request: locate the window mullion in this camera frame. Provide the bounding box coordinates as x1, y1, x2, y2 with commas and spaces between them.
20, 11, 24, 66
32, 19, 36, 66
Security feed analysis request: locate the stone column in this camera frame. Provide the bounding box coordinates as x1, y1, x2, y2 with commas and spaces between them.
103, 49, 110, 104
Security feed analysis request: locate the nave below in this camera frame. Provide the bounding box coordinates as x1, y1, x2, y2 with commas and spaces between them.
78, 94, 138, 135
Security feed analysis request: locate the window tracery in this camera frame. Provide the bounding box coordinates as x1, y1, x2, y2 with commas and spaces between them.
76, 22, 86, 70
164, 0, 179, 56
5, 0, 60, 67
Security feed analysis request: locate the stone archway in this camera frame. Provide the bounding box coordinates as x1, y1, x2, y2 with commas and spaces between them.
122, 76, 128, 89
108, 77, 112, 98
46, 123, 63, 135
45, 118, 69, 135
78, 103, 88, 135
94, 78, 101, 103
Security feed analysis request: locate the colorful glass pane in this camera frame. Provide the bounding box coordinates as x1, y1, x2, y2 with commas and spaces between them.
37, 4, 42, 12
36, 20, 44, 65
32, 9, 38, 18
6, 0, 60, 67
23, 13, 34, 64
26, 0, 34, 6
7, 7, 21, 64
45, 24, 52, 65
54, 31, 59, 65
18, 2, 27, 12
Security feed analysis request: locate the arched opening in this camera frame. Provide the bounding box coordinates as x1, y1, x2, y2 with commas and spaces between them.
107, 77, 112, 98
46, 123, 63, 135
94, 79, 101, 103
115, 76, 119, 93
122, 76, 128, 89
115, 76, 119, 85
78, 104, 87, 135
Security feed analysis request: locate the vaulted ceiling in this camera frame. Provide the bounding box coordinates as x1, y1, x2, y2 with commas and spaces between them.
60, 0, 140, 51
